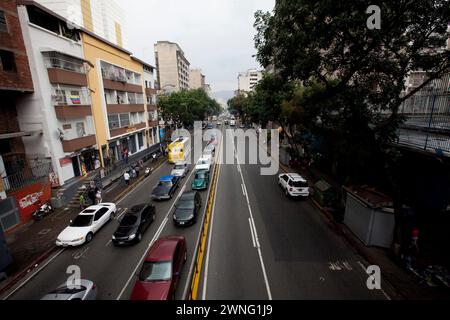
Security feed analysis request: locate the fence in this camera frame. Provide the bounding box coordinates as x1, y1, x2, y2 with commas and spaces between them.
2, 161, 53, 193
396, 74, 450, 156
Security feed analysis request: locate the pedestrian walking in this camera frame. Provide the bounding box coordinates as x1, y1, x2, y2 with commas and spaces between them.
124, 171, 130, 186
135, 165, 140, 177
95, 189, 102, 204
87, 187, 96, 205
79, 193, 86, 209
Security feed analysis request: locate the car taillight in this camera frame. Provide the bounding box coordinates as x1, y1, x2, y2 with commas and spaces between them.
92, 283, 97, 289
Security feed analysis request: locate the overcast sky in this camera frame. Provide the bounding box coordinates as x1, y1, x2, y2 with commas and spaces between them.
115, 0, 275, 93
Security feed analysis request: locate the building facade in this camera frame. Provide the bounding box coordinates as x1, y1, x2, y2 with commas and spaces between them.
238, 69, 263, 92
154, 41, 190, 92
189, 68, 205, 90
34, 0, 126, 47
0, 0, 35, 200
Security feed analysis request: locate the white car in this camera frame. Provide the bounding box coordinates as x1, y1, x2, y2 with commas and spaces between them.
195, 156, 211, 172
170, 161, 189, 178
278, 173, 310, 197
56, 203, 116, 247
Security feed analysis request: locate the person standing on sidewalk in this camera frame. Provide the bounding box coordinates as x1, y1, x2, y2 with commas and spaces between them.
124, 171, 130, 186
135, 164, 140, 177
79, 193, 86, 209
95, 189, 102, 204
87, 187, 96, 205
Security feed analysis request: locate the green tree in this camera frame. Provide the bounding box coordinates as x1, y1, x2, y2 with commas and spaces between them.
253, 0, 450, 251
158, 89, 221, 128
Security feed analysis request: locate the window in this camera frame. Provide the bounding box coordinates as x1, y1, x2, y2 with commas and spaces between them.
119, 113, 130, 127
76, 122, 85, 137
0, 50, 17, 72
0, 10, 7, 33
27, 5, 60, 34
138, 132, 144, 148
108, 114, 120, 129
94, 208, 108, 221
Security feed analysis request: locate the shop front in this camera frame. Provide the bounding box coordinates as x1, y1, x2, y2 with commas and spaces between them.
108, 130, 146, 164
66, 147, 100, 177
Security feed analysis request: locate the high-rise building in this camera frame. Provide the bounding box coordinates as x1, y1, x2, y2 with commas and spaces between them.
189, 68, 205, 90
238, 69, 263, 92
154, 41, 190, 92
34, 0, 127, 47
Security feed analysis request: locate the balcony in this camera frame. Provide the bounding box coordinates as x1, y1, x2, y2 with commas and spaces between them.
147, 104, 157, 111
101, 62, 143, 93
43, 52, 88, 87
62, 135, 96, 152
145, 87, 157, 95
148, 120, 158, 127
55, 105, 92, 120
107, 104, 145, 114
110, 122, 146, 138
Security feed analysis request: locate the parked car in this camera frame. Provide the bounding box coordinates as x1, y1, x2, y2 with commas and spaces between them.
130, 235, 187, 300
173, 191, 201, 226
195, 156, 211, 172
56, 203, 116, 247
112, 204, 156, 246
41, 279, 97, 300
278, 173, 310, 198
204, 143, 215, 155
151, 176, 180, 200
192, 169, 210, 190
170, 161, 189, 178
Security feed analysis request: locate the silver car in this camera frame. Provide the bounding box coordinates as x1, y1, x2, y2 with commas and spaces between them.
170, 161, 189, 178
41, 279, 97, 300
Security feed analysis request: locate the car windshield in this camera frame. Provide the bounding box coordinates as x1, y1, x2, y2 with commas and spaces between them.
174, 164, 185, 169
71, 215, 93, 227
120, 215, 138, 226
290, 180, 308, 188
139, 261, 172, 281
177, 200, 194, 210
50, 286, 86, 294
195, 172, 206, 179
158, 181, 171, 187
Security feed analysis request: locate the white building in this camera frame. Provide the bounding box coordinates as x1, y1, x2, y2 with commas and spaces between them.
189, 68, 205, 90
238, 69, 263, 92
142, 63, 160, 146
34, 0, 127, 47
154, 41, 190, 92
17, 2, 98, 185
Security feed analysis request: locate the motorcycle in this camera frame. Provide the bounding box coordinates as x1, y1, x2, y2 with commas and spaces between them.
145, 167, 153, 177
32, 202, 53, 221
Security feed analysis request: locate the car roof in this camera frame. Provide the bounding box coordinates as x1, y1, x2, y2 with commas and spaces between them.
179, 191, 196, 201
284, 173, 307, 182
160, 175, 175, 181
174, 161, 187, 165
146, 237, 182, 262
129, 204, 150, 214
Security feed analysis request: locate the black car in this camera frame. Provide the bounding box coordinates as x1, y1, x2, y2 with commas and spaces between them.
173, 191, 201, 227
112, 204, 156, 245
151, 175, 180, 200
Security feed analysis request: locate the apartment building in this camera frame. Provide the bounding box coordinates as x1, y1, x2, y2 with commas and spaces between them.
189, 68, 205, 90
0, 0, 35, 202
142, 63, 160, 146
34, 0, 127, 47
154, 41, 190, 92
238, 69, 263, 92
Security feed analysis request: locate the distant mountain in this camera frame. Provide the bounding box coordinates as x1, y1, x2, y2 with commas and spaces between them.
211, 90, 235, 108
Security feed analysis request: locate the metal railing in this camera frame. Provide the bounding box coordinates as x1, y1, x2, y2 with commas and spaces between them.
43, 52, 86, 74
2, 161, 53, 193
52, 87, 91, 106
396, 73, 450, 156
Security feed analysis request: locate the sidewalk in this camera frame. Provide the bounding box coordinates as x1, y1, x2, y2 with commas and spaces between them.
0, 153, 166, 296
277, 150, 450, 299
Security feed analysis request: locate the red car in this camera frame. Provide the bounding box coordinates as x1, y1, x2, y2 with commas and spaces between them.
130, 235, 187, 300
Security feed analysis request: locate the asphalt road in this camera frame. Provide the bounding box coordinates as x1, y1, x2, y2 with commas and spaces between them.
199, 125, 388, 300
4, 129, 214, 300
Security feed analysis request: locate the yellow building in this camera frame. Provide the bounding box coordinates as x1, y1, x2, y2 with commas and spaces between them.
81, 31, 159, 167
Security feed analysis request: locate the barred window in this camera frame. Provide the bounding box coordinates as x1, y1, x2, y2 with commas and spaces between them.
0, 10, 7, 33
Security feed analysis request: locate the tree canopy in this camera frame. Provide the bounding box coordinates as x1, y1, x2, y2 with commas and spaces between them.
158, 89, 222, 127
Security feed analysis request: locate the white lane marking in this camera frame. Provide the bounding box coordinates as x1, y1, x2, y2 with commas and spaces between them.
201, 134, 224, 300
356, 261, 391, 300
72, 246, 89, 260
2, 248, 65, 300
235, 151, 273, 300
241, 183, 246, 196
116, 208, 127, 220
116, 167, 195, 300
248, 218, 256, 248
105, 240, 112, 247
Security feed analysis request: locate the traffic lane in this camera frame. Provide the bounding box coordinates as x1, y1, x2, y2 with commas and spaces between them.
7, 165, 177, 299
240, 162, 386, 299
200, 162, 268, 299
117, 148, 215, 300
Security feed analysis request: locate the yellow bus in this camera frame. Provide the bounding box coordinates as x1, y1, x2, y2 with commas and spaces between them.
167, 137, 191, 164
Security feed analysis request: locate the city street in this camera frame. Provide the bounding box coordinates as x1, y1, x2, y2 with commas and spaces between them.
199, 126, 388, 300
